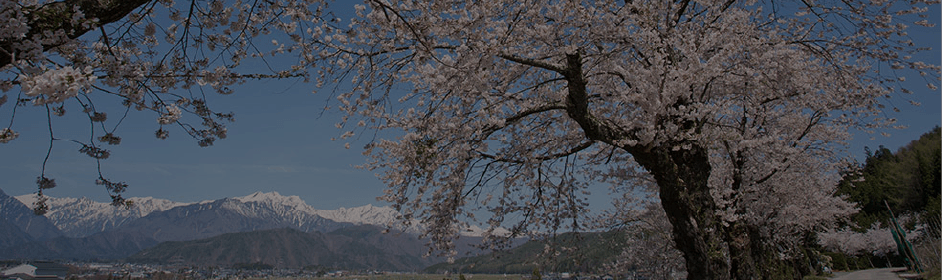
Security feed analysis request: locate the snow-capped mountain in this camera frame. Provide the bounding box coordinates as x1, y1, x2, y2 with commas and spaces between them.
313, 204, 400, 226
0, 189, 515, 261
229, 192, 509, 237
14, 194, 186, 238
108, 196, 350, 242
0, 189, 62, 242
230, 191, 426, 234
10, 190, 496, 241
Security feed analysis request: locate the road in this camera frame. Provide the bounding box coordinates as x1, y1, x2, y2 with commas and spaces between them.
830, 268, 907, 280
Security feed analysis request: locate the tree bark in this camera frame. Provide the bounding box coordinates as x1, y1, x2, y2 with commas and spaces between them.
558, 52, 730, 279
1, 0, 152, 69
632, 146, 731, 280
726, 222, 759, 279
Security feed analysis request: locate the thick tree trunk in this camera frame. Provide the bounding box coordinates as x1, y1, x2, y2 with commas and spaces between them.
559, 52, 731, 279
633, 145, 731, 280
726, 222, 760, 279
727, 221, 812, 280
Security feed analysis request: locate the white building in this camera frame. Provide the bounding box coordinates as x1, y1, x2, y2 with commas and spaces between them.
1, 262, 69, 280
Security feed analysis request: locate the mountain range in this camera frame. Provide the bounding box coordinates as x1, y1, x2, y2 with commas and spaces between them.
10, 191, 425, 240
0, 190, 498, 266
127, 226, 436, 271
0, 188, 63, 243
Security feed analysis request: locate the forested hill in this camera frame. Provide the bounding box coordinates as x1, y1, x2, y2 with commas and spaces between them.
424, 231, 628, 275
838, 126, 941, 228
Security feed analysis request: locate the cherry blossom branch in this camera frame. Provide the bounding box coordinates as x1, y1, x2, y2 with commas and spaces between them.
477, 141, 595, 164
479, 103, 566, 139
0, 0, 151, 68
497, 53, 566, 74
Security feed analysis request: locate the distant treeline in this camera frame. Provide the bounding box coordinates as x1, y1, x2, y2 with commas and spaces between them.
837, 126, 941, 229
425, 231, 628, 274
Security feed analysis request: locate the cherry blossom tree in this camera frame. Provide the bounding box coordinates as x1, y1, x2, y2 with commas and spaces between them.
597, 182, 686, 279
313, 1, 936, 278
2, 0, 938, 279
818, 223, 898, 259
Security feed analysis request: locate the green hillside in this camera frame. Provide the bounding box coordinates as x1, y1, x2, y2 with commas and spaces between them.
424, 230, 628, 274
838, 126, 941, 228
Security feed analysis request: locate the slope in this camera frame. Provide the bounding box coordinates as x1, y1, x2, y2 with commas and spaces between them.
127, 225, 435, 271
425, 231, 628, 274
14, 194, 186, 238
0, 188, 63, 242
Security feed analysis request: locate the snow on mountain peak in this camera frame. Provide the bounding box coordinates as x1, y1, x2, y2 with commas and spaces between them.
235, 191, 279, 202
234, 191, 301, 204
12, 193, 43, 209
12, 194, 187, 238
228, 192, 424, 233
232, 191, 311, 211
8, 191, 496, 238
127, 197, 189, 216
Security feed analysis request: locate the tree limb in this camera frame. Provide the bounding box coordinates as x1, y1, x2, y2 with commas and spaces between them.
1, 0, 152, 69
497, 53, 566, 74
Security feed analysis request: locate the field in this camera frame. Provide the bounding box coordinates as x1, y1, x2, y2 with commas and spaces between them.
252, 274, 525, 280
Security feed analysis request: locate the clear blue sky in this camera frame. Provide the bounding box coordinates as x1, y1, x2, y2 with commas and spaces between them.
0, 3, 939, 211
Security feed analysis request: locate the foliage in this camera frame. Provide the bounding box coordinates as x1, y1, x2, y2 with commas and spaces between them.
425, 231, 628, 275
2, 0, 939, 279
822, 127, 942, 271
314, 1, 936, 278
818, 223, 898, 257
837, 127, 942, 230
599, 193, 685, 280
913, 213, 941, 276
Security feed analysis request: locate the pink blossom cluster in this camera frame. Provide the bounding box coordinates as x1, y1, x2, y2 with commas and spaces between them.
19, 66, 96, 105
818, 224, 898, 257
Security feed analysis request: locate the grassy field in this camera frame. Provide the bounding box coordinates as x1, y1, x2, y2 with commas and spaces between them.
253, 274, 525, 280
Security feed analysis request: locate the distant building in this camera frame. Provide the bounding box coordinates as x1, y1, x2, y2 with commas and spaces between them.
1, 261, 69, 280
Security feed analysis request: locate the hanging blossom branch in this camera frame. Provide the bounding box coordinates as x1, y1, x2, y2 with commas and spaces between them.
0, 0, 334, 212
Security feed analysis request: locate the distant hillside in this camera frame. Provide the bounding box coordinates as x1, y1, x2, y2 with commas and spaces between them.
425, 230, 628, 274
0, 191, 505, 262
1, 231, 158, 260
128, 225, 439, 271
14, 194, 186, 238
838, 126, 941, 228
106, 197, 351, 242
0, 218, 32, 248
0, 188, 63, 242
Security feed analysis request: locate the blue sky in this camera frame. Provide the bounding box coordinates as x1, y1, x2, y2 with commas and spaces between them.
0, 3, 939, 211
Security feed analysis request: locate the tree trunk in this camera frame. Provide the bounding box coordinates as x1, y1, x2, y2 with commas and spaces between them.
727, 222, 811, 280
559, 52, 730, 279
726, 222, 760, 280
633, 145, 731, 280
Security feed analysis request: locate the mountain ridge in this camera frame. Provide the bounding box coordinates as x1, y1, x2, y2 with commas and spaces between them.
0, 190, 508, 262
0, 188, 63, 244
13, 194, 185, 238
11, 191, 495, 239
127, 225, 435, 271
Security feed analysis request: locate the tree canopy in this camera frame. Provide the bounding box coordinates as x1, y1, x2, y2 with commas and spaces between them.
838, 126, 942, 229
1, 0, 939, 279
